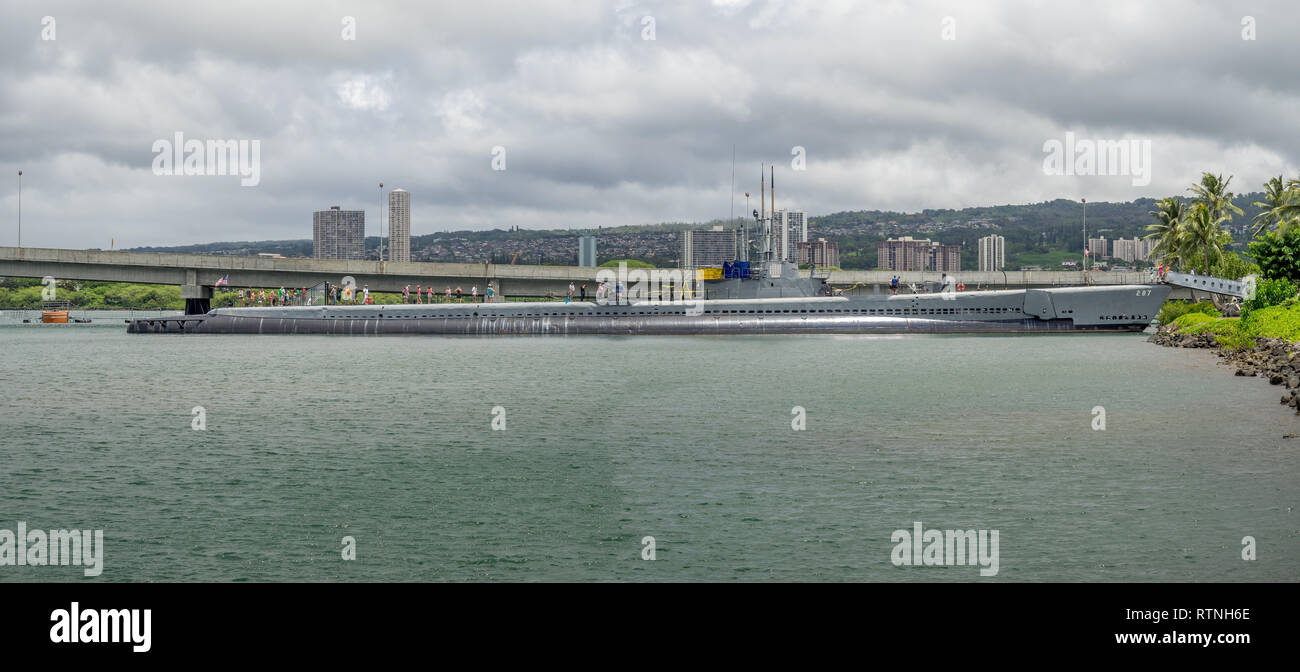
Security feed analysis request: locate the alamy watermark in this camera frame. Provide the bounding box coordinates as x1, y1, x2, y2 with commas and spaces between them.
891, 521, 999, 576
1042, 132, 1151, 187
941, 16, 956, 41
152, 132, 261, 186
50, 603, 150, 653
1, 521, 104, 577
594, 262, 707, 315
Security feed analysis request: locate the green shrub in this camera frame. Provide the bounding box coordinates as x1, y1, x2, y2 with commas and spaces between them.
1171, 313, 1215, 330
1178, 316, 1239, 335
1157, 300, 1222, 325
1239, 303, 1300, 341
1248, 227, 1300, 283
1242, 277, 1298, 318
1215, 329, 1255, 351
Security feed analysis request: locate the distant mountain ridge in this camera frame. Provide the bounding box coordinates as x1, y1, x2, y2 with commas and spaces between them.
124, 194, 1266, 270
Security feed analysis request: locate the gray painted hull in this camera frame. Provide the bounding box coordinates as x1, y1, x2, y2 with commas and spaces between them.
127, 284, 1171, 335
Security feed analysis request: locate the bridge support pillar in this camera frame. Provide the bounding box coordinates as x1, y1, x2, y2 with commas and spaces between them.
182, 284, 212, 315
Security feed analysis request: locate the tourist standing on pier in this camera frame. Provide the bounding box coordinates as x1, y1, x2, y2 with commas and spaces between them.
445, 286, 452, 303
403, 285, 410, 303
362, 285, 370, 304
486, 283, 495, 301
568, 282, 575, 301
471, 285, 478, 302
427, 285, 435, 303
455, 286, 463, 302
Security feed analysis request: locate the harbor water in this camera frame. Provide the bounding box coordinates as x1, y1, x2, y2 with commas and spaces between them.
1, 320, 1296, 581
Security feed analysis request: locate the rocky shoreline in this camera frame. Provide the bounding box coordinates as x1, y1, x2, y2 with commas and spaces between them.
1149, 324, 1300, 414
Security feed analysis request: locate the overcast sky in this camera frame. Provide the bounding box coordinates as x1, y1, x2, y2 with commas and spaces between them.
2, 0, 1299, 248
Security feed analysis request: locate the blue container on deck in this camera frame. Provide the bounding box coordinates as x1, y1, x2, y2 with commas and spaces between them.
722, 261, 750, 279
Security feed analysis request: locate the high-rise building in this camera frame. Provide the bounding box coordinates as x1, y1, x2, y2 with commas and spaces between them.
387, 189, 410, 262
1112, 237, 1134, 262
797, 238, 840, 267
933, 243, 961, 273
313, 206, 365, 260
877, 236, 961, 272
1139, 237, 1156, 262
1112, 237, 1158, 263
681, 226, 738, 269
1088, 237, 1109, 259
978, 234, 1005, 271
578, 236, 597, 267
770, 210, 807, 263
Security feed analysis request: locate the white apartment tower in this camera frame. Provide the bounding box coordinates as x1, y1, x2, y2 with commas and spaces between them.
978, 234, 1005, 271
388, 188, 411, 262
771, 209, 807, 263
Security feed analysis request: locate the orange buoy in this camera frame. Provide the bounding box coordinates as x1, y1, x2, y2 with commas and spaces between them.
956, 283, 966, 292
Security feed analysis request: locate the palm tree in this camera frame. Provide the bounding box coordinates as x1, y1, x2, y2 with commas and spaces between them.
1252, 174, 1300, 236
1145, 197, 1186, 268
1179, 203, 1230, 275
1189, 172, 1244, 228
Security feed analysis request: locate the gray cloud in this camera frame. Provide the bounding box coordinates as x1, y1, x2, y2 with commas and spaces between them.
1, 0, 1298, 247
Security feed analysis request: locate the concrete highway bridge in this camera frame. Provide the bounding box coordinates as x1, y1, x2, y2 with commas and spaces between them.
1, 246, 1186, 312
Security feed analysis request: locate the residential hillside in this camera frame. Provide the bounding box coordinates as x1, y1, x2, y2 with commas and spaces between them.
123, 195, 1266, 270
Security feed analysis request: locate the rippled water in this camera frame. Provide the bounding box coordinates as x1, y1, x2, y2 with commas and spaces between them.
1, 318, 1296, 582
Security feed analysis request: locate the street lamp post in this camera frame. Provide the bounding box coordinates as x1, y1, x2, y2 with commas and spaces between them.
17, 170, 21, 248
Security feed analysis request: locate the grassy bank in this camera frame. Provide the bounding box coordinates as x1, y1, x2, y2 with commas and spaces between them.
1161, 300, 1300, 349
